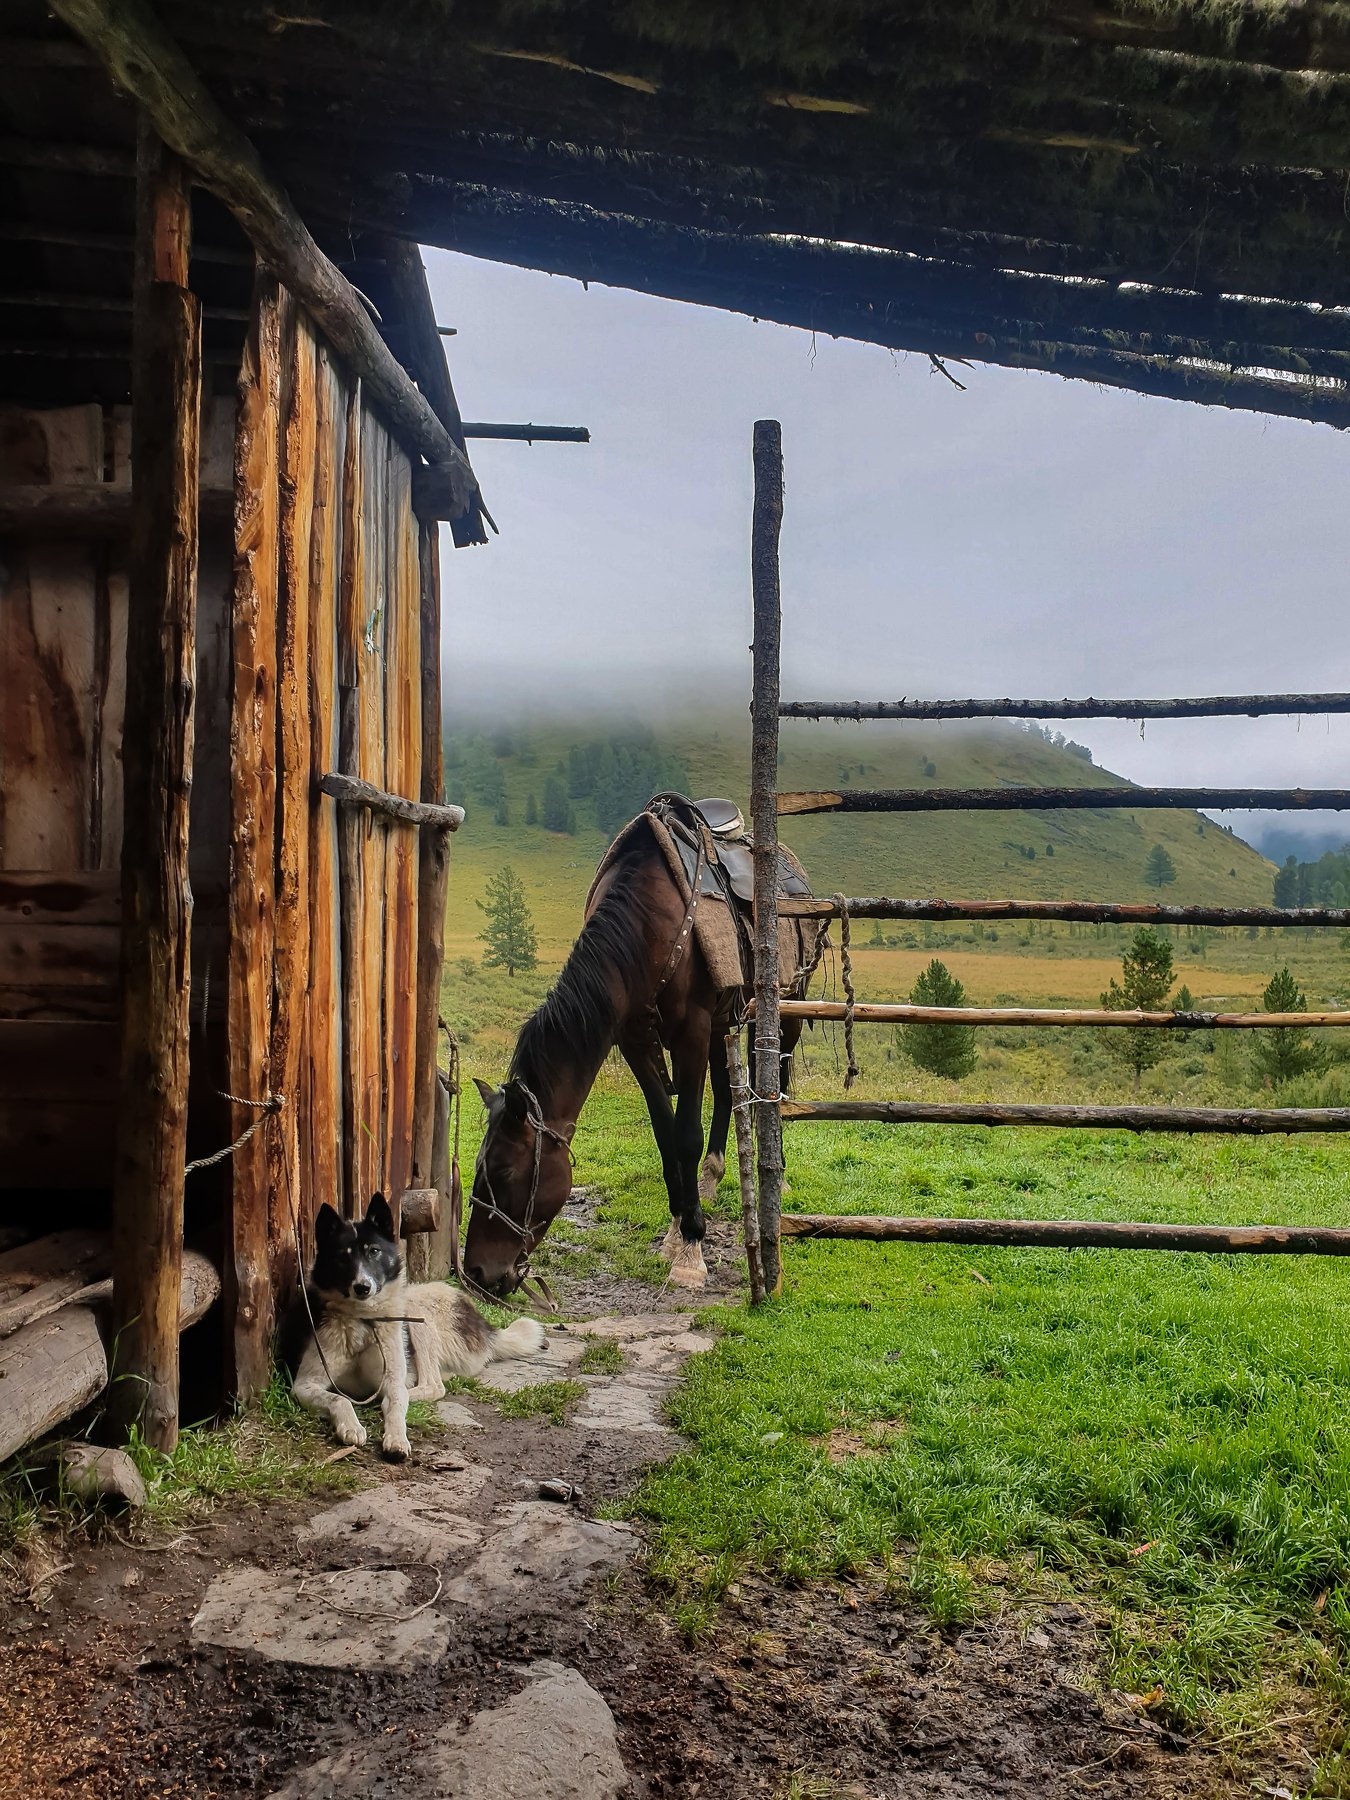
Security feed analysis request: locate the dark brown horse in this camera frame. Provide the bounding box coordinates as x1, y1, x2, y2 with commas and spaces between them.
464, 813, 809, 1297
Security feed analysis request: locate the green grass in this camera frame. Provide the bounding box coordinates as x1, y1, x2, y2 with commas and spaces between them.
0, 1374, 370, 1561
610, 1107, 1350, 1738
578, 1336, 627, 1375
490, 1379, 587, 1425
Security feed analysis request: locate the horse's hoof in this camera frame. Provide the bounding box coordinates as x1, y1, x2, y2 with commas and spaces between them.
698, 1154, 726, 1203
658, 1221, 683, 1263
668, 1240, 708, 1289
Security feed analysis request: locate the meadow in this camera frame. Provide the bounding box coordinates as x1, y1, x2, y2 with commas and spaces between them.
446, 885, 1350, 1777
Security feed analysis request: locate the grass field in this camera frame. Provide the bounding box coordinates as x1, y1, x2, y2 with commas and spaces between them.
437, 709, 1350, 1773
457, 1063, 1350, 1778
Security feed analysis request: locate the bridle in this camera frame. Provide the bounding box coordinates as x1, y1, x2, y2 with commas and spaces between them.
453, 1076, 568, 1312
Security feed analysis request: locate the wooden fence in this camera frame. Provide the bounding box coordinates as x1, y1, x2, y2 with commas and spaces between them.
740, 419, 1350, 1300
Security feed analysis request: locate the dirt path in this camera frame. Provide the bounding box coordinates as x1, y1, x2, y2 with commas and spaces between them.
0, 1217, 1262, 1800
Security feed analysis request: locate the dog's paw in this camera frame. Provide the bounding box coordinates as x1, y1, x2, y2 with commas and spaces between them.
381, 1435, 412, 1463
334, 1407, 367, 1448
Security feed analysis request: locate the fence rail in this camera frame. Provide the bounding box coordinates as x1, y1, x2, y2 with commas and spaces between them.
780, 1099, 1350, 1134
777, 1215, 1350, 1254
777, 896, 1350, 927
779, 693, 1350, 722
768, 999, 1350, 1030
777, 786, 1350, 816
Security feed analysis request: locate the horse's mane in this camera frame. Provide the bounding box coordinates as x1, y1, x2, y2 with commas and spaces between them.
508, 837, 652, 1108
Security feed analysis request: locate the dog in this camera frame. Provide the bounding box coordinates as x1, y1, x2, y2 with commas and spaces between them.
290, 1193, 548, 1460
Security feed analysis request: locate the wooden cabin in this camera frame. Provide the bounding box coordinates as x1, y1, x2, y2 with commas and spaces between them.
1, 10, 482, 1455
5, 0, 1350, 1457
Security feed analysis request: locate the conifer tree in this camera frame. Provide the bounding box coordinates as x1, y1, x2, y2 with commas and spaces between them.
1253, 966, 1323, 1085
477, 865, 538, 978
898, 960, 977, 1080
1101, 927, 1175, 1091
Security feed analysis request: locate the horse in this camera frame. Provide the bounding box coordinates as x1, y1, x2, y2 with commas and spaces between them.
464, 805, 814, 1297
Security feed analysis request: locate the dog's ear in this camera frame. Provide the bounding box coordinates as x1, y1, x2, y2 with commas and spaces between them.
315, 1202, 342, 1242
365, 1192, 395, 1240
473, 1076, 499, 1110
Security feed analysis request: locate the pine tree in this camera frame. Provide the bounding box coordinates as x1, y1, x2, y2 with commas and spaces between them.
1144, 844, 1177, 889
1252, 966, 1323, 1086
541, 775, 575, 834
1101, 927, 1175, 1091
477, 865, 538, 977
1273, 856, 1300, 909
898, 960, 977, 1080
493, 794, 509, 827
525, 791, 538, 827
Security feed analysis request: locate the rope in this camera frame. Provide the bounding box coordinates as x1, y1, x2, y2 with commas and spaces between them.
184, 1091, 284, 1174
835, 893, 861, 1090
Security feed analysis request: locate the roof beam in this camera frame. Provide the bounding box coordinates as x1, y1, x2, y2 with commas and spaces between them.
47, 0, 480, 525
323, 183, 1350, 429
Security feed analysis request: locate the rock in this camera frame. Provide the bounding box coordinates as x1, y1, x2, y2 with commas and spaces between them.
427, 1662, 628, 1799
476, 1333, 587, 1393
266, 1661, 627, 1800
435, 1399, 483, 1430
572, 1374, 674, 1434
54, 1442, 147, 1509
445, 1502, 637, 1610
297, 1475, 488, 1564
192, 1565, 449, 1670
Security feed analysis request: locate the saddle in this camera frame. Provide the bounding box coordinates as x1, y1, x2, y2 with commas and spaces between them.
648, 792, 813, 911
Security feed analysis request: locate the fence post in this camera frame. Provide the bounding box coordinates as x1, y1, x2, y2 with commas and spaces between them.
750, 420, 785, 1295
726, 1030, 766, 1304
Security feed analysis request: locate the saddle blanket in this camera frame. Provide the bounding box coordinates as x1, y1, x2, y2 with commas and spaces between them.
587, 797, 824, 1002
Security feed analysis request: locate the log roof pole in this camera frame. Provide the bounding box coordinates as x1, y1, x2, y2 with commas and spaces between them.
48, 0, 481, 524
108, 116, 200, 1452
376, 234, 490, 548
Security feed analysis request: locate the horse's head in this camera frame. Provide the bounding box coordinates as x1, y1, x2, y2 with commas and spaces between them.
463, 1076, 574, 1297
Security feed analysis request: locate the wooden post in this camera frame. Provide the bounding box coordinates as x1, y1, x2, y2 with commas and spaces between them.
750, 420, 785, 1296
407, 525, 453, 1282
726, 1031, 765, 1305
108, 119, 200, 1449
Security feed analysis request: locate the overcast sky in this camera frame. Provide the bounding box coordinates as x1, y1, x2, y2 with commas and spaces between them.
424, 248, 1350, 852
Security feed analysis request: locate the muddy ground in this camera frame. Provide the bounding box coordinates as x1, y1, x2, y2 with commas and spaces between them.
0, 1222, 1298, 1800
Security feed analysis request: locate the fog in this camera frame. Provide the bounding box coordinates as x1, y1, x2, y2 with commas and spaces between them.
424, 249, 1350, 856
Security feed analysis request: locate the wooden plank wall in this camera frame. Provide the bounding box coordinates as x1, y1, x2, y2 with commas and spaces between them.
0, 399, 235, 1193
227, 282, 425, 1396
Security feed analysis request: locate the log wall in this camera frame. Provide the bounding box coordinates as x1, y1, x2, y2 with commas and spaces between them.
227, 280, 428, 1396
0, 400, 229, 1189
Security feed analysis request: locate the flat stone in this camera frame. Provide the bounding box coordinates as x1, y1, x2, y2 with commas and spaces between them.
266, 1661, 627, 1800
445, 1502, 637, 1609
435, 1399, 483, 1430
297, 1475, 489, 1564
191, 1565, 448, 1670
476, 1332, 587, 1393
572, 1375, 676, 1434
572, 1314, 715, 1376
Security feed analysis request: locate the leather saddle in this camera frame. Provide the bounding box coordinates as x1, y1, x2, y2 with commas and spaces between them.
648, 792, 812, 907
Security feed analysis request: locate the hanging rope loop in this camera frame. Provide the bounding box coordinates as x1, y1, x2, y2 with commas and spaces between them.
834, 894, 861, 1090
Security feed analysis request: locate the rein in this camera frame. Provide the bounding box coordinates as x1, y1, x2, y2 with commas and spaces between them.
464, 1070, 566, 1314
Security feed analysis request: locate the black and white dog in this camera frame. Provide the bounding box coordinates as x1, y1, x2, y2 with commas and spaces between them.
291, 1194, 547, 1460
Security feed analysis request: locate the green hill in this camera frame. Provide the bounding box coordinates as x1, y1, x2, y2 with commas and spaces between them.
442, 711, 1275, 963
